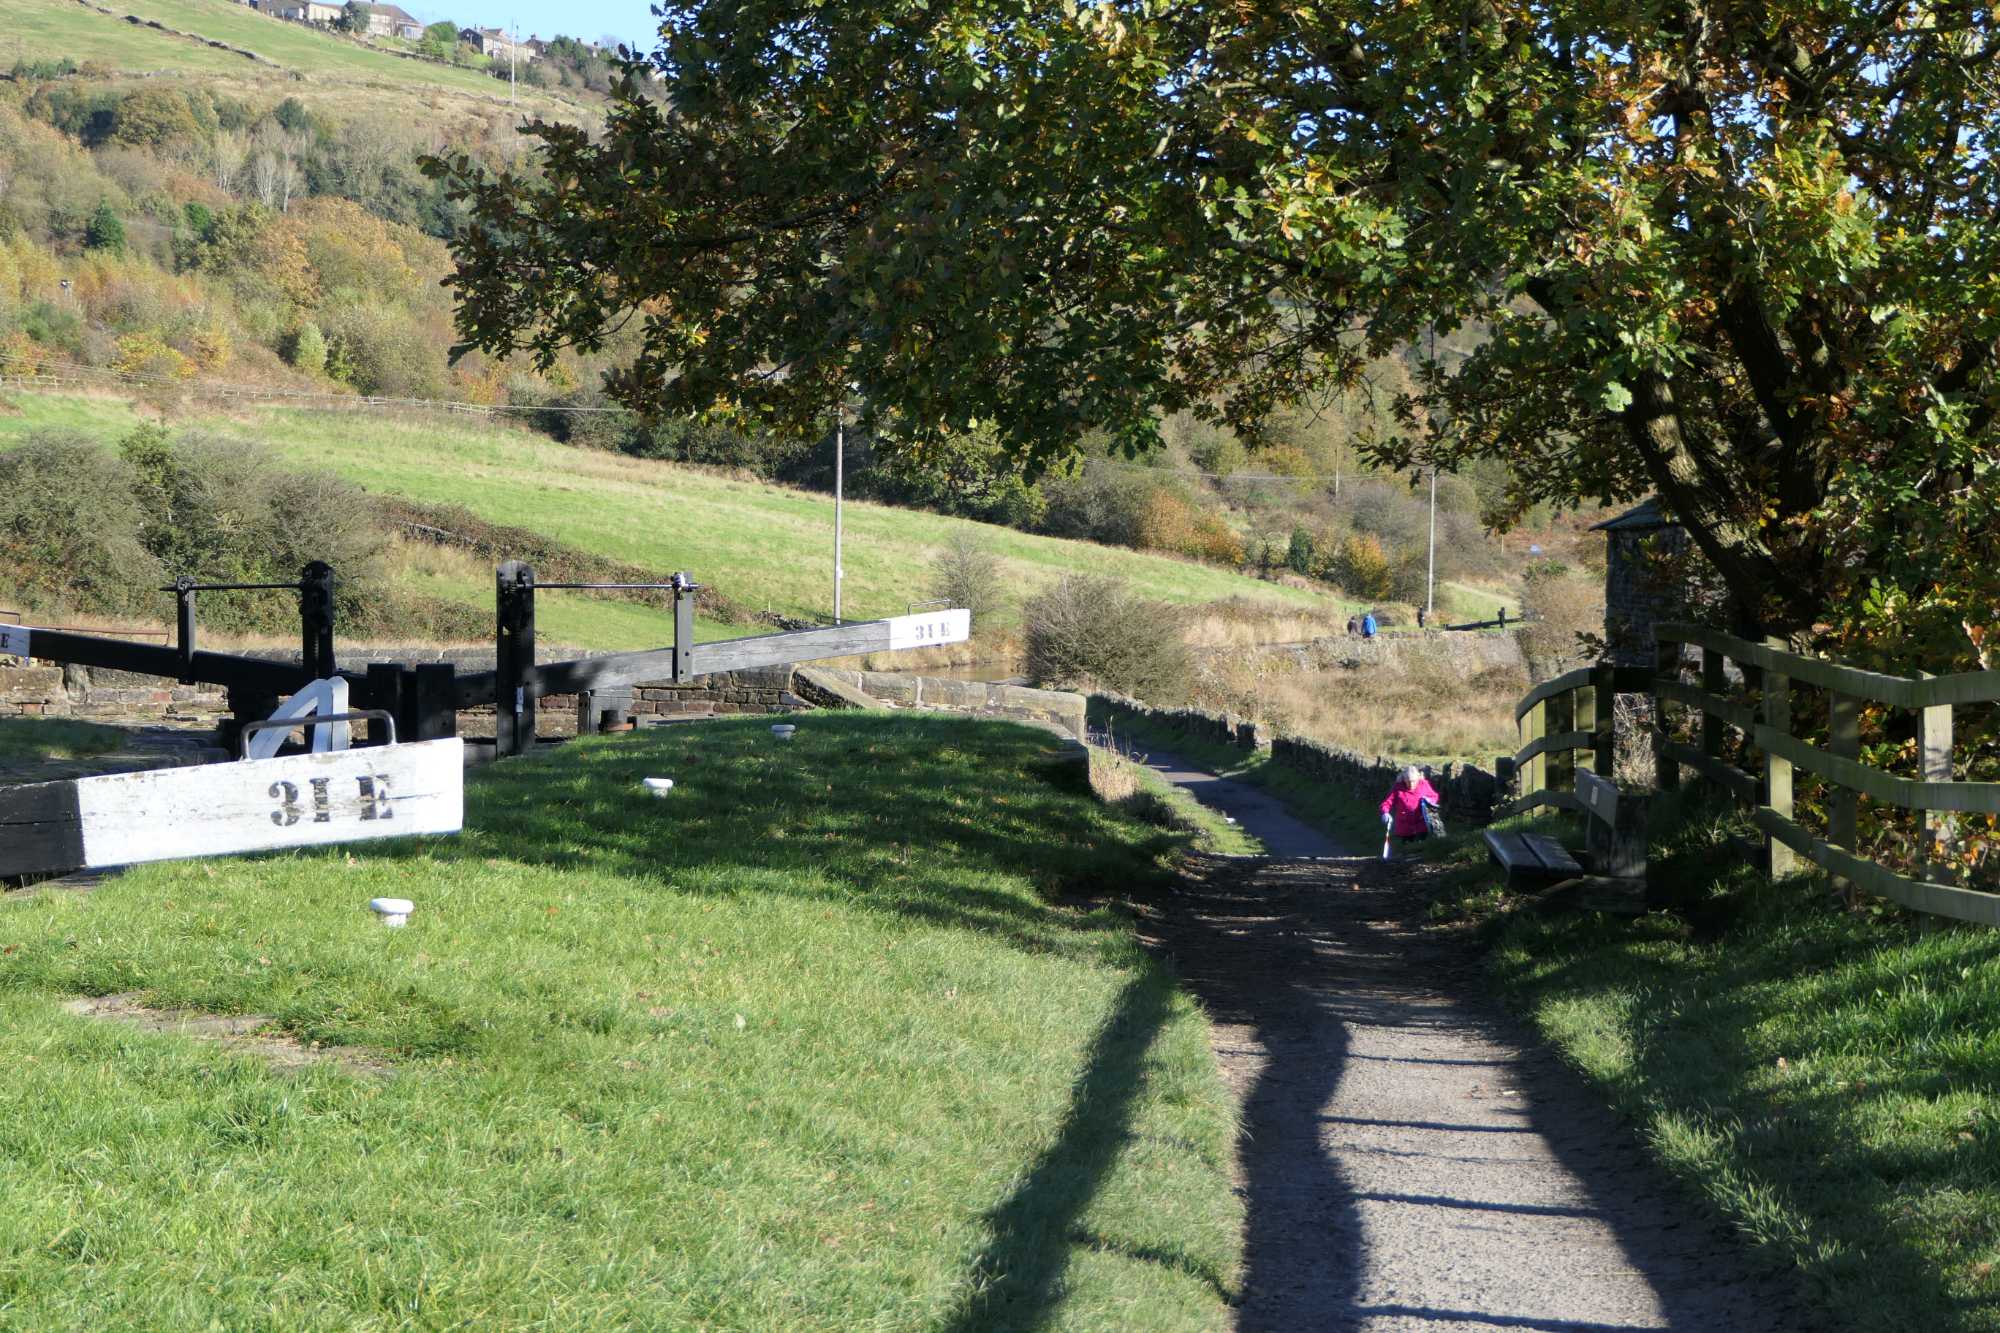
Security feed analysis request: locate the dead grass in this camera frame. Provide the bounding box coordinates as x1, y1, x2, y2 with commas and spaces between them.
1190, 646, 1525, 766
63, 993, 391, 1077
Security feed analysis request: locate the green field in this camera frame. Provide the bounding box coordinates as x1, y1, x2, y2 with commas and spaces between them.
5, 0, 586, 114
2, 394, 1340, 640
0, 715, 1242, 1327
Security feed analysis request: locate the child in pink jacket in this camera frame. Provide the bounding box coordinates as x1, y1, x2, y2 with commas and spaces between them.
1380, 765, 1441, 853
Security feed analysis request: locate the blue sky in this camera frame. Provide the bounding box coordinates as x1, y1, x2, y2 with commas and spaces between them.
397, 0, 660, 50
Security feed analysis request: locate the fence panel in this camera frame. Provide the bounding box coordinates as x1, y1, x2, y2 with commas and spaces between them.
1502, 624, 2000, 926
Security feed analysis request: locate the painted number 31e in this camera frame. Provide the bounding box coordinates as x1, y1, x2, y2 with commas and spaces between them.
270, 775, 394, 826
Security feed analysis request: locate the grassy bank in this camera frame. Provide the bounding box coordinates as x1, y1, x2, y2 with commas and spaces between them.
0, 717, 125, 763
1, 394, 1339, 642
1447, 796, 2000, 1331
0, 714, 1242, 1328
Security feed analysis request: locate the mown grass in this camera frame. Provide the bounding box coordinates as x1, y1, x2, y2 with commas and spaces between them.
1, 394, 1338, 635
0, 716, 125, 762
0, 713, 1242, 1329
1444, 793, 2000, 1331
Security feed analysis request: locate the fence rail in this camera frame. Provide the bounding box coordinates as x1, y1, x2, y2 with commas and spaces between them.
1504, 623, 2000, 927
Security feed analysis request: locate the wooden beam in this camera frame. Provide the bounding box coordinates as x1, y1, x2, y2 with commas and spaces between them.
1752, 807, 2000, 927
1653, 678, 1759, 732
1661, 741, 1759, 805
529, 610, 972, 698
0, 740, 464, 879
1920, 687, 1956, 884
1514, 665, 1595, 723
0, 624, 327, 694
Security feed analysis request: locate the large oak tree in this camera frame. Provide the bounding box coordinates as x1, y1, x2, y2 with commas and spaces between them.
429, 0, 2000, 661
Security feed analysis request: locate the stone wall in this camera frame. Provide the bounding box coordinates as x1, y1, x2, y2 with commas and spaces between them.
801, 668, 1087, 740
0, 660, 223, 721
1090, 692, 1266, 751
1270, 735, 1504, 828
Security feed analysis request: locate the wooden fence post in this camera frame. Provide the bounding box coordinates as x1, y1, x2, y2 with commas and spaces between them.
1919, 679, 1955, 888
1762, 639, 1795, 877
1654, 636, 1681, 791
299, 561, 336, 681
1548, 685, 1576, 798
672, 572, 694, 683
1700, 644, 1727, 777
495, 561, 536, 759
1589, 662, 1615, 776
1522, 694, 1547, 799
1829, 687, 1860, 899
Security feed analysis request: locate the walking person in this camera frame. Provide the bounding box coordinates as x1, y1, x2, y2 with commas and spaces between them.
1379, 765, 1441, 859
1361, 610, 1378, 639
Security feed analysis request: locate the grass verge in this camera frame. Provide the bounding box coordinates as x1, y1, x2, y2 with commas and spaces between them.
1448, 792, 2000, 1331
1088, 745, 1264, 857
1088, 703, 1396, 855
0, 717, 126, 763
0, 713, 1242, 1328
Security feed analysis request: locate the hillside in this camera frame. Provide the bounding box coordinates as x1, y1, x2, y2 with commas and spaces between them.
7, 0, 591, 116
0, 392, 1345, 647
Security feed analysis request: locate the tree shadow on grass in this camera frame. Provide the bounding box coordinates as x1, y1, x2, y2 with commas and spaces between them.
349, 713, 1181, 960
937, 969, 1179, 1332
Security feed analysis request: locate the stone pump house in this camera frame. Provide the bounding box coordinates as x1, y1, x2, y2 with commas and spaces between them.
1591, 498, 1695, 782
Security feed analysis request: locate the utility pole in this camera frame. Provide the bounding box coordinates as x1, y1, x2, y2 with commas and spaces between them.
1426, 465, 1438, 620
508, 19, 516, 111
833, 402, 845, 625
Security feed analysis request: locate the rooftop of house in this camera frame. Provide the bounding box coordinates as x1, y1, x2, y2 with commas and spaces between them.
1591, 497, 1676, 533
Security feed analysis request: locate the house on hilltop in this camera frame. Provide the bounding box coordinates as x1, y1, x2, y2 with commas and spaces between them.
459, 27, 533, 61
360, 3, 426, 39
267, 0, 343, 22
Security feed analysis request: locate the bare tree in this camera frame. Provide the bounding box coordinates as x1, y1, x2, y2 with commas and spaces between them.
212, 130, 247, 194
250, 151, 281, 210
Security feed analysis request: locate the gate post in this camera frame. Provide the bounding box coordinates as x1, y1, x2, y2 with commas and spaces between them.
413, 662, 458, 741
672, 571, 695, 683
495, 562, 536, 758
299, 561, 336, 680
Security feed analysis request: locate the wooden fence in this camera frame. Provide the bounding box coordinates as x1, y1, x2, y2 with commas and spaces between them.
1503, 624, 2000, 926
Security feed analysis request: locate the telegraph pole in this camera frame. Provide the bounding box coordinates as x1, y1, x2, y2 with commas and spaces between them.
833, 403, 845, 624
1426, 466, 1437, 620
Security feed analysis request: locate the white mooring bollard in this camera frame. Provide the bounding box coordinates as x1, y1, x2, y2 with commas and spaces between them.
770, 724, 797, 741
369, 897, 415, 928
642, 777, 674, 796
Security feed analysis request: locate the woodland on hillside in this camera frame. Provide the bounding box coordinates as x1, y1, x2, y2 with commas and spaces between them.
0, 68, 1559, 625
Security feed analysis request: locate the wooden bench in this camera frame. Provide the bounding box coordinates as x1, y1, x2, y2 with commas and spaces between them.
1481, 829, 1583, 886
1539, 771, 1649, 914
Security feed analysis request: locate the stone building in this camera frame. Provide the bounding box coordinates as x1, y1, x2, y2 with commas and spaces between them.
1591, 498, 1693, 782
1592, 498, 1692, 667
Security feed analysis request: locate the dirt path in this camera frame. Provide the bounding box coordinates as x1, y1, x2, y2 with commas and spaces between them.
1131, 752, 1807, 1332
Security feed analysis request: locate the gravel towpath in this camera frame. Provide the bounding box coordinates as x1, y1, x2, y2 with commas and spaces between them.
1131, 745, 1807, 1333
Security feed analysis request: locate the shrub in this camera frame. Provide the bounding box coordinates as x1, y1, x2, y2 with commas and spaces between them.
1334, 533, 1393, 599
1519, 566, 1606, 681
84, 201, 125, 254
1024, 575, 1191, 701
927, 530, 1006, 632
0, 430, 156, 612
119, 426, 387, 630
1286, 526, 1315, 576
288, 321, 327, 376
1038, 458, 1155, 548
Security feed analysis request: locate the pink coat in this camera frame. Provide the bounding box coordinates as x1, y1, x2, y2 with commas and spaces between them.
1381, 778, 1441, 837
